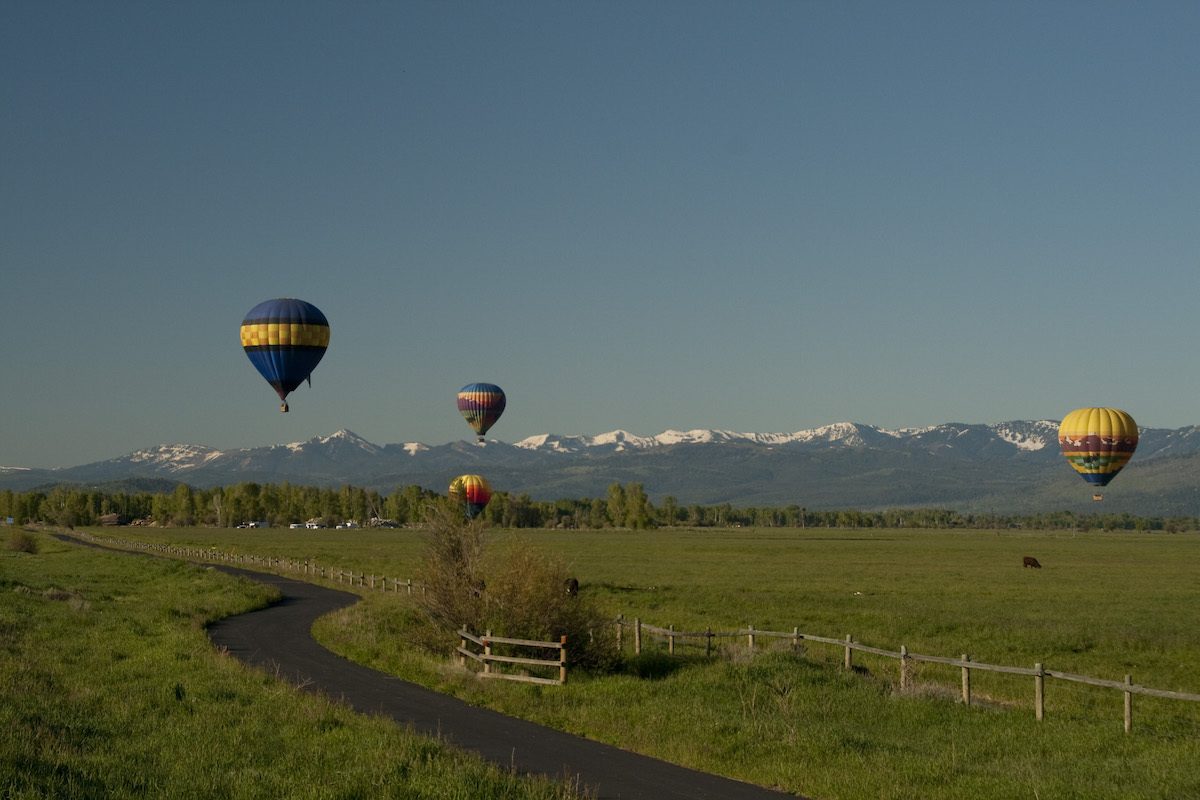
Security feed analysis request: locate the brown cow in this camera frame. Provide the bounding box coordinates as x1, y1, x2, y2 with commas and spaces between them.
1023, 556, 1042, 569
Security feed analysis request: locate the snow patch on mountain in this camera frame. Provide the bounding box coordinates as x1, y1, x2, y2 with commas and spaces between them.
513, 421, 1075, 454
993, 421, 1058, 452
286, 429, 381, 455
125, 444, 224, 472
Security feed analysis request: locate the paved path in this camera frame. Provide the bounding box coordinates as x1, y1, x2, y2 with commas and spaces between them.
207, 567, 799, 799
60, 535, 801, 799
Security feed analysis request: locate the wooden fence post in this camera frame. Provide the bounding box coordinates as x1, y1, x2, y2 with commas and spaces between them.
706, 627, 713, 658
634, 618, 642, 655
1124, 674, 1133, 734
616, 615, 623, 651
844, 635, 853, 671
900, 645, 909, 692
668, 624, 675, 655
559, 635, 568, 685
1035, 663, 1045, 721
747, 625, 755, 652
961, 654, 971, 706
459, 626, 467, 668
483, 630, 492, 675
406, 578, 412, 595
792, 626, 800, 653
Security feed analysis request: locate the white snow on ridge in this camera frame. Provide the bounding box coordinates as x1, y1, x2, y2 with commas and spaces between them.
285, 429, 381, 454
513, 421, 1071, 453
993, 420, 1058, 452
126, 444, 225, 472
515, 423, 879, 451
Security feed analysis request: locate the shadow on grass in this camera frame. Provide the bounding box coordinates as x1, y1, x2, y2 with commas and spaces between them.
619, 650, 702, 680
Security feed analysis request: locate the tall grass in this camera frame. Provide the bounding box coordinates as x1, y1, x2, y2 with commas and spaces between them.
0, 532, 579, 799
96, 525, 1200, 799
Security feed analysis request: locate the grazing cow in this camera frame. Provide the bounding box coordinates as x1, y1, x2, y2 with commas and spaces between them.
1023, 556, 1042, 569
564, 577, 579, 596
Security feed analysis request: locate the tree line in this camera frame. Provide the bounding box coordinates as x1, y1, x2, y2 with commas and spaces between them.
2, 482, 1197, 533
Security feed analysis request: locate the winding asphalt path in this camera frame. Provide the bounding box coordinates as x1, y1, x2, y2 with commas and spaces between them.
63, 535, 800, 799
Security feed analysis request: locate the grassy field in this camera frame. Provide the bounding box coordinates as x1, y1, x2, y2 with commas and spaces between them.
0, 530, 582, 799
69, 525, 1200, 799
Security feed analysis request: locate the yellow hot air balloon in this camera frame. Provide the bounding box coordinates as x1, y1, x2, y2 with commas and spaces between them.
449, 474, 492, 519
1057, 407, 1138, 500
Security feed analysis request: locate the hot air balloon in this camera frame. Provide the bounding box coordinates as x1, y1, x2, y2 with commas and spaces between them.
449, 474, 492, 519
1058, 407, 1138, 500
457, 383, 506, 442
240, 298, 330, 412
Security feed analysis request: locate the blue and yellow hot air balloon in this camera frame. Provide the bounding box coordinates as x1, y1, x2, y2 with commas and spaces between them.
240, 298, 330, 412
457, 383, 506, 442
449, 474, 492, 519
1058, 407, 1138, 500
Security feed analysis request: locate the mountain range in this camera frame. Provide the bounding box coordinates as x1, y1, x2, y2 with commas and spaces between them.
4, 421, 1199, 515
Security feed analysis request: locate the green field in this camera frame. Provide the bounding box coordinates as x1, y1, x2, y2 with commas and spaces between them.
39, 526, 1200, 798
0, 531, 583, 799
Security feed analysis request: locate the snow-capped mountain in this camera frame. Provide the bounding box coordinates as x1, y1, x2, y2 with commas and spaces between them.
6, 421, 1199, 514
511, 421, 1064, 454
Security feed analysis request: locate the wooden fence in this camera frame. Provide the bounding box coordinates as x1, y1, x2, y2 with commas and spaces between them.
67, 532, 1200, 725
618, 616, 1200, 734
71, 531, 571, 686
71, 531, 431, 595
457, 626, 568, 686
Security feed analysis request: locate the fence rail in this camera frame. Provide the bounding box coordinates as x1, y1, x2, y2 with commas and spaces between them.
618, 616, 1200, 734
457, 626, 568, 686
67, 531, 1200, 726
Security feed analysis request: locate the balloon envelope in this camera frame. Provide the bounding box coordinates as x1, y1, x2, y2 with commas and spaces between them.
1058, 407, 1138, 488
241, 298, 329, 411
457, 383, 506, 440
449, 474, 492, 518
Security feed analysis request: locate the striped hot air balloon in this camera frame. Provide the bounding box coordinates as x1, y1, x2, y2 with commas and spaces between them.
457, 383, 506, 442
240, 298, 330, 412
1058, 407, 1138, 500
449, 474, 492, 519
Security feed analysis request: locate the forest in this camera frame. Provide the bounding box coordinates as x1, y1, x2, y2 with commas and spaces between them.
2, 482, 1196, 533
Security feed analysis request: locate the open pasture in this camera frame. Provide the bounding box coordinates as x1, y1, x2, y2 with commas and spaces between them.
104, 525, 1200, 691
0, 531, 582, 799
89, 525, 1200, 798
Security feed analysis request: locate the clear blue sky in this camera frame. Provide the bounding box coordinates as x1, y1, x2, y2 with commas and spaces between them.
3, 1, 1198, 468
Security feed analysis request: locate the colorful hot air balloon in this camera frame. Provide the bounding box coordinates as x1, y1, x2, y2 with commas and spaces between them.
240, 298, 330, 412
449, 474, 492, 519
1058, 407, 1138, 500
457, 383, 506, 442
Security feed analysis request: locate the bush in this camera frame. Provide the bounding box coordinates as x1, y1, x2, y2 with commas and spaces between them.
416, 506, 617, 671
417, 504, 488, 635
482, 540, 618, 671
6, 530, 38, 554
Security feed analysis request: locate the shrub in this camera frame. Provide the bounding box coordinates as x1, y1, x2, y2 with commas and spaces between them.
482, 540, 618, 671
416, 506, 617, 671
417, 504, 488, 635
6, 530, 38, 554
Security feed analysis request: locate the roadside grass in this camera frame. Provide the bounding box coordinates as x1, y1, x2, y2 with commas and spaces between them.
317, 592, 1200, 800
93, 525, 1200, 799
0, 531, 580, 799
